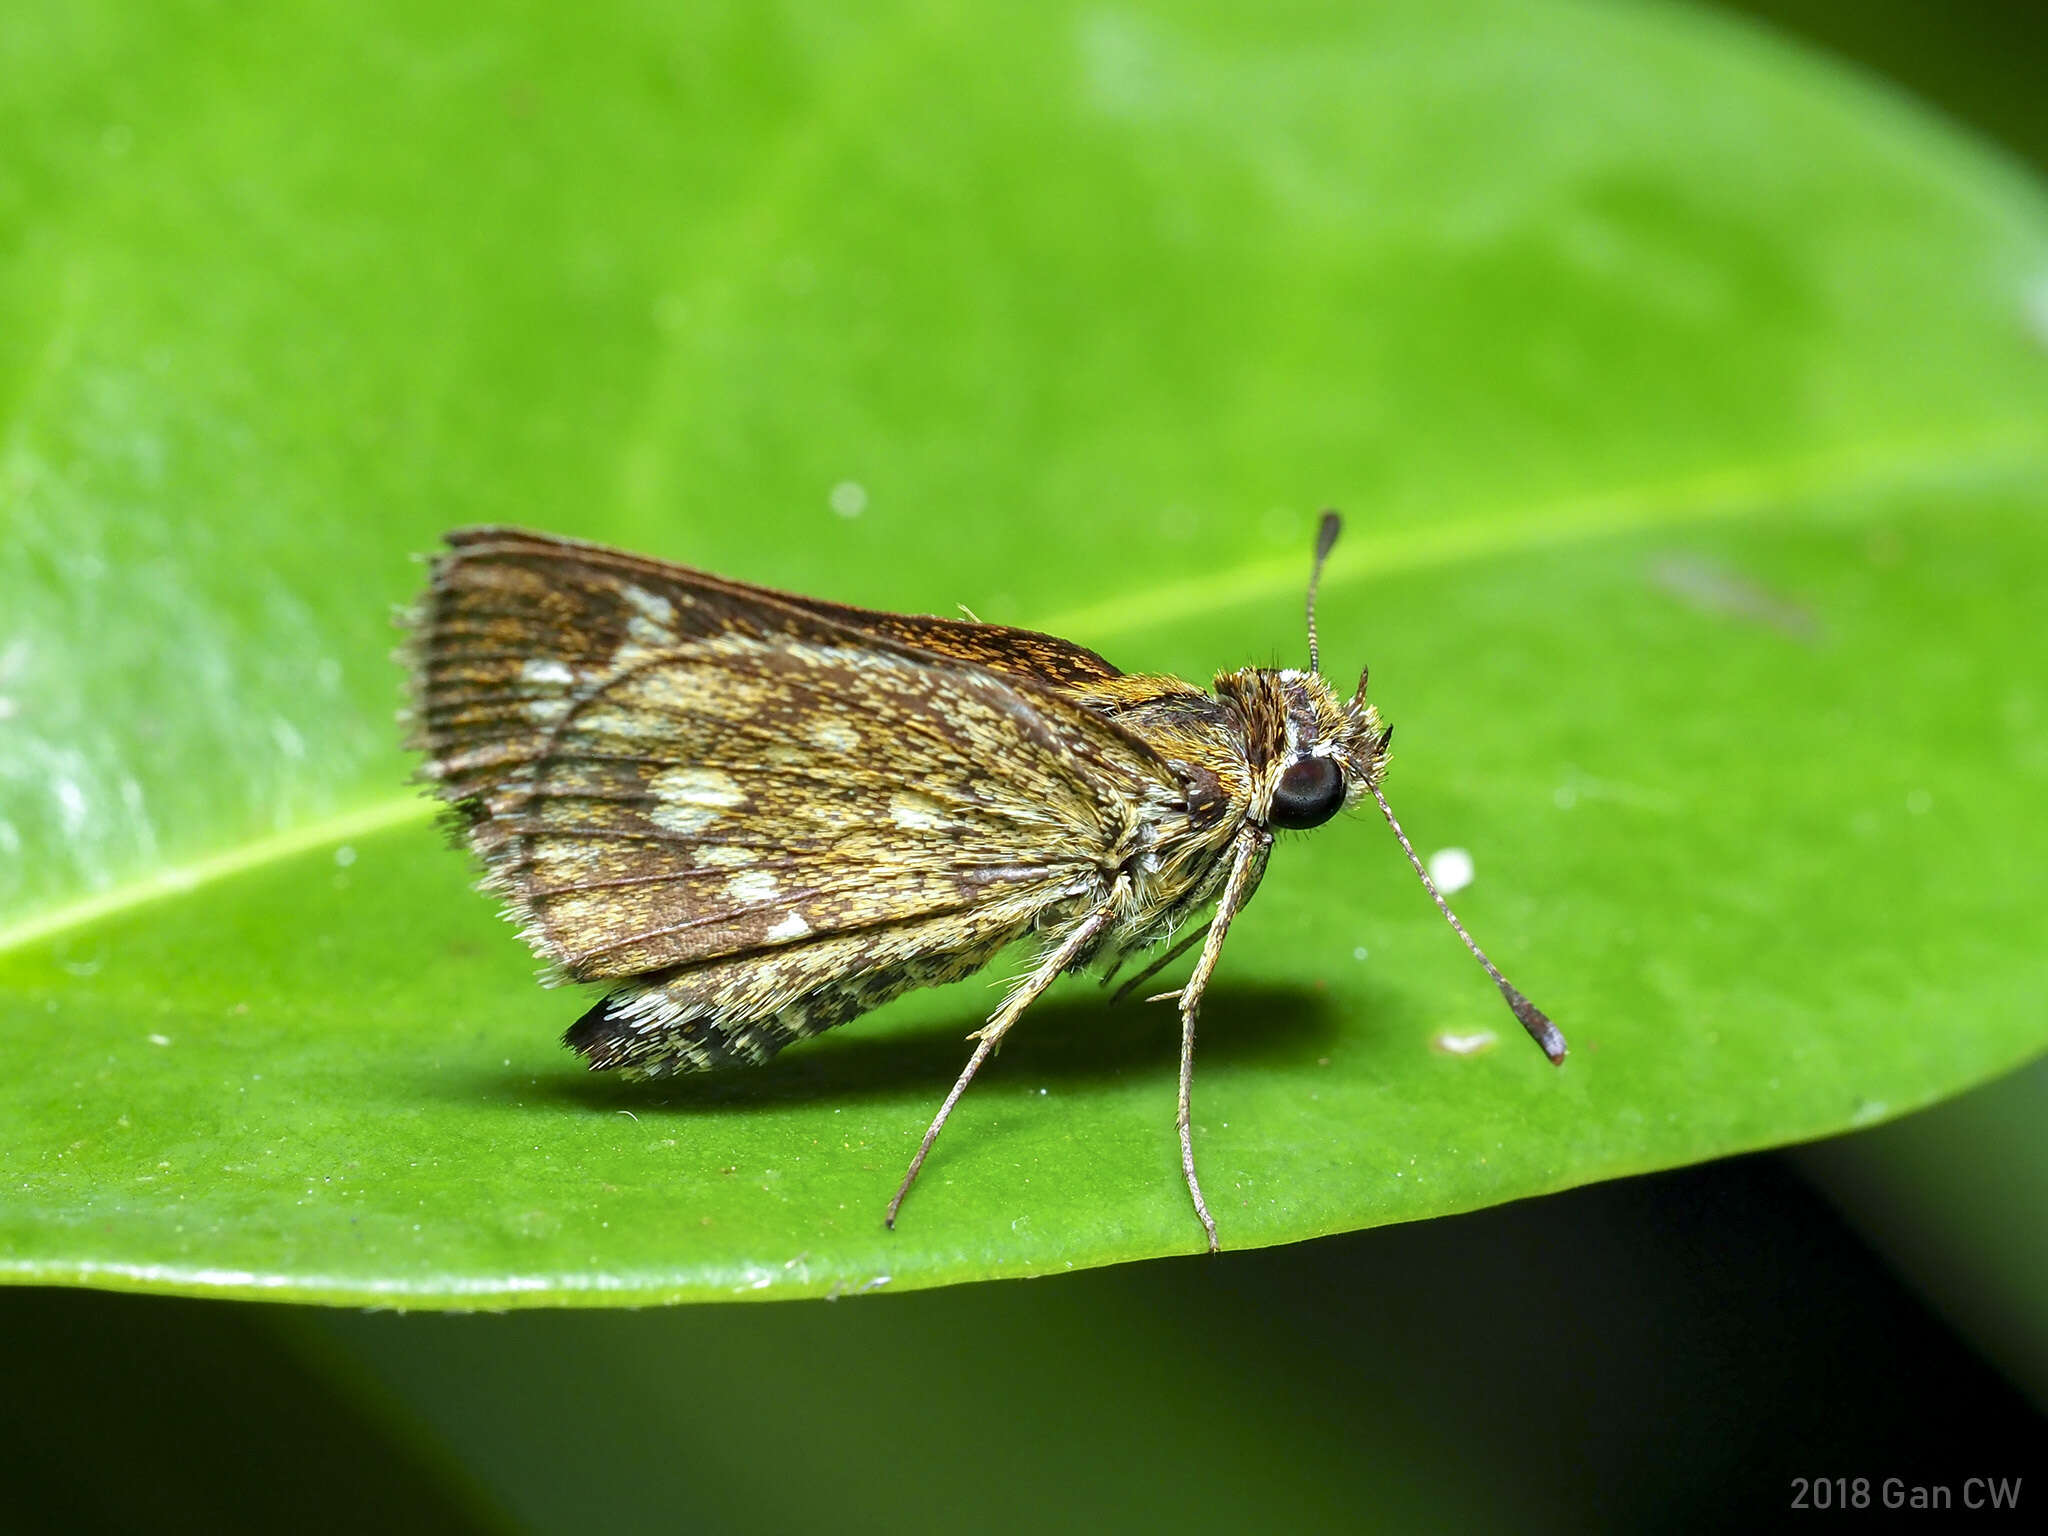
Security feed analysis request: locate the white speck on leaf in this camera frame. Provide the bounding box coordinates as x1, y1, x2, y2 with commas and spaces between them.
1426, 847, 1474, 895
54, 778, 87, 836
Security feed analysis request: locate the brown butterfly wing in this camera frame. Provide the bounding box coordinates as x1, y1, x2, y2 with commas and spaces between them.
406, 527, 1178, 987
427, 525, 1123, 691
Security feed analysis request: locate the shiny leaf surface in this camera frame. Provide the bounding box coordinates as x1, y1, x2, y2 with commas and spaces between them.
4, 0, 2047, 1305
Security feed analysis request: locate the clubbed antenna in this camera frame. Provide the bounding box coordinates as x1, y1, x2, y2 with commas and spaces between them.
1368, 782, 1567, 1064
1306, 509, 1342, 675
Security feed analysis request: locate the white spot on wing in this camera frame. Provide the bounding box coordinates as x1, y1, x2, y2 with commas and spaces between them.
652, 804, 718, 839
621, 585, 676, 634
724, 870, 781, 902
888, 791, 946, 831
694, 845, 758, 868
649, 767, 744, 835
650, 767, 744, 806
580, 705, 673, 741
766, 912, 812, 942
829, 481, 867, 517
806, 719, 861, 752
521, 658, 575, 687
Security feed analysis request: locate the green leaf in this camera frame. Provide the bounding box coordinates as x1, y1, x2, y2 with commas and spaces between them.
5, 0, 2047, 1307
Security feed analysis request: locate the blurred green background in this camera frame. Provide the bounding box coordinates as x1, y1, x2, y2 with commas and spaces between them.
4, 0, 2046, 1528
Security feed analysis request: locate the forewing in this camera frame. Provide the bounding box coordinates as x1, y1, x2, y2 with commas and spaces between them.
427, 526, 1122, 689
407, 531, 1180, 983
771, 598, 1122, 689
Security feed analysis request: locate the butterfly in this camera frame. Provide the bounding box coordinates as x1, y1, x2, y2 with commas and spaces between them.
405, 513, 1563, 1251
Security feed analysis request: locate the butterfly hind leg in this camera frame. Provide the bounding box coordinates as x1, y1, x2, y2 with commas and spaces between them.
884, 885, 1127, 1231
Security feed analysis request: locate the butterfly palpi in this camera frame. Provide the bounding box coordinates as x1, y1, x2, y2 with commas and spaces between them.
405, 513, 1565, 1251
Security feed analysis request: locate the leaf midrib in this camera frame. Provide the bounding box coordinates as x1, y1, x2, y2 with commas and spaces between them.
4, 417, 2044, 957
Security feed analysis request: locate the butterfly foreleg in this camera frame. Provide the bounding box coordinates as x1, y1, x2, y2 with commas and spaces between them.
884, 884, 1127, 1232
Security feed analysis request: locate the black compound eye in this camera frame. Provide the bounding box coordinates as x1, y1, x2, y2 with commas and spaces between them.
1269, 753, 1346, 830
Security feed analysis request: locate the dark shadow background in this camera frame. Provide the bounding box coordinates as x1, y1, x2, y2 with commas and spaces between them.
3, 1150, 2040, 1533
5, 3, 2046, 1530
510, 982, 1344, 1116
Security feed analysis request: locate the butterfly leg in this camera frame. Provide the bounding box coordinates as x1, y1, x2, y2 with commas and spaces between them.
885, 894, 1122, 1231
1169, 829, 1271, 1254
1106, 923, 1208, 1005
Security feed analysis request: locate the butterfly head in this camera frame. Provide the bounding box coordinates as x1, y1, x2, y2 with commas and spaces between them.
1216, 665, 1389, 832
1215, 509, 1388, 831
